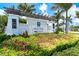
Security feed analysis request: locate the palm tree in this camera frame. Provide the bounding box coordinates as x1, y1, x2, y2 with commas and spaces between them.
53, 3, 72, 34
18, 3, 35, 14
52, 10, 64, 34
52, 4, 65, 34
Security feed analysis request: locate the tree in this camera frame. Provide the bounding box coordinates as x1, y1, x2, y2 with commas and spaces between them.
76, 11, 79, 18
0, 15, 8, 32
52, 10, 64, 34
18, 3, 35, 14
53, 3, 72, 34
51, 4, 65, 34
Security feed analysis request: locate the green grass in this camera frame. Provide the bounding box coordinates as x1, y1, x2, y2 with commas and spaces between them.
52, 41, 79, 56
0, 33, 79, 56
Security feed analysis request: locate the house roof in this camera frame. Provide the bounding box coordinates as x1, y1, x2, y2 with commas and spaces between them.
4, 8, 53, 21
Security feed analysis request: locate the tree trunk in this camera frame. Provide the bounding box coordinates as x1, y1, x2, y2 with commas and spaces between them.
65, 11, 68, 34
56, 19, 59, 34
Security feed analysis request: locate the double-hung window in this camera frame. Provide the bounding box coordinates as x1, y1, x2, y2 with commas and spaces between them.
12, 19, 17, 29
53, 23, 55, 29
37, 22, 41, 27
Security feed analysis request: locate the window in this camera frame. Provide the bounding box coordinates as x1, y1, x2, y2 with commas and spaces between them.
53, 23, 55, 29
37, 22, 41, 27
12, 19, 17, 29
34, 31, 37, 32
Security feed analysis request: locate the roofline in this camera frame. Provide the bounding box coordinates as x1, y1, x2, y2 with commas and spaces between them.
4, 8, 53, 21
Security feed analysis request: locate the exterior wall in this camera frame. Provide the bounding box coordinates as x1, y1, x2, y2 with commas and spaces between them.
5, 14, 55, 35
26, 17, 55, 35
19, 23, 28, 34
5, 14, 19, 35
27, 18, 49, 34
47, 21, 56, 33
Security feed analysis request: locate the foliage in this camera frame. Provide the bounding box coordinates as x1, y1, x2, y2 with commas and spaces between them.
0, 33, 11, 43
71, 25, 79, 31
0, 33, 79, 56
19, 18, 27, 24
76, 11, 79, 18
0, 15, 8, 32
52, 41, 79, 56
18, 3, 35, 14
52, 9, 64, 34
21, 31, 29, 38
53, 3, 72, 33
55, 27, 63, 34
72, 26, 79, 28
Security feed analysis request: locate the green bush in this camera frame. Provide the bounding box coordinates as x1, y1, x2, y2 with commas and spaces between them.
21, 31, 29, 38
19, 18, 27, 24
0, 34, 11, 43
55, 28, 63, 34
52, 41, 79, 56
11, 34, 17, 37
0, 33, 79, 56
51, 40, 79, 56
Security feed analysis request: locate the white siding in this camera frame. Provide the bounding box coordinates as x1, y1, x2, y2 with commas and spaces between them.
5, 14, 19, 35
19, 24, 28, 34
5, 15, 55, 35
27, 18, 48, 34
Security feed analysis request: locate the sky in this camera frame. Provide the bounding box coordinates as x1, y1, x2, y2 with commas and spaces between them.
0, 3, 79, 16
0, 3, 79, 26
0, 3, 55, 16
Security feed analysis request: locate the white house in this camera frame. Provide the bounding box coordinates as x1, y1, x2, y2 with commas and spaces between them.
4, 4, 79, 35
4, 9, 56, 35
5, 4, 78, 35
5, 14, 56, 35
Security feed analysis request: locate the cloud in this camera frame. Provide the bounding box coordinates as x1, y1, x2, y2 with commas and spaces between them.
76, 7, 79, 11
70, 5, 79, 25
39, 3, 49, 16
72, 18, 79, 23
43, 12, 48, 16
39, 3, 47, 13
0, 9, 5, 15
61, 5, 79, 26
72, 18, 79, 26
62, 5, 76, 18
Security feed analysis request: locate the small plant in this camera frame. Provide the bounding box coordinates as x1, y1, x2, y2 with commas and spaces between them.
55, 28, 63, 34
11, 34, 17, 37
22, 31, 29, 38
12, 39, 28, 51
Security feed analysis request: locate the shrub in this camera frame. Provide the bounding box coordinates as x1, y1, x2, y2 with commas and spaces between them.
0, 34, 11, 43
0, 33, 79, 56
50, 39, 79, 55
55, 28, 63, 34
33, 33, 39, 36
11, 34, 17, 37
21, 31, 29, 38
19, 18, 27, 24
52, 41, 79, 56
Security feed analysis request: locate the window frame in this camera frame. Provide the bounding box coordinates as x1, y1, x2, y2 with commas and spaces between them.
53, 23, 55, 29
12, 19, 17, 29
37, 22, 41, 27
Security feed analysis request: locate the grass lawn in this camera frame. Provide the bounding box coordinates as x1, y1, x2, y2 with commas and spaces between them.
0, 33, 79, 56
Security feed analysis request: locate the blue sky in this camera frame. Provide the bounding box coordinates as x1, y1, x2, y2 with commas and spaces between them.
0, 3, 54, 16
0, 3, 79, 16
0, 3, 79, 26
